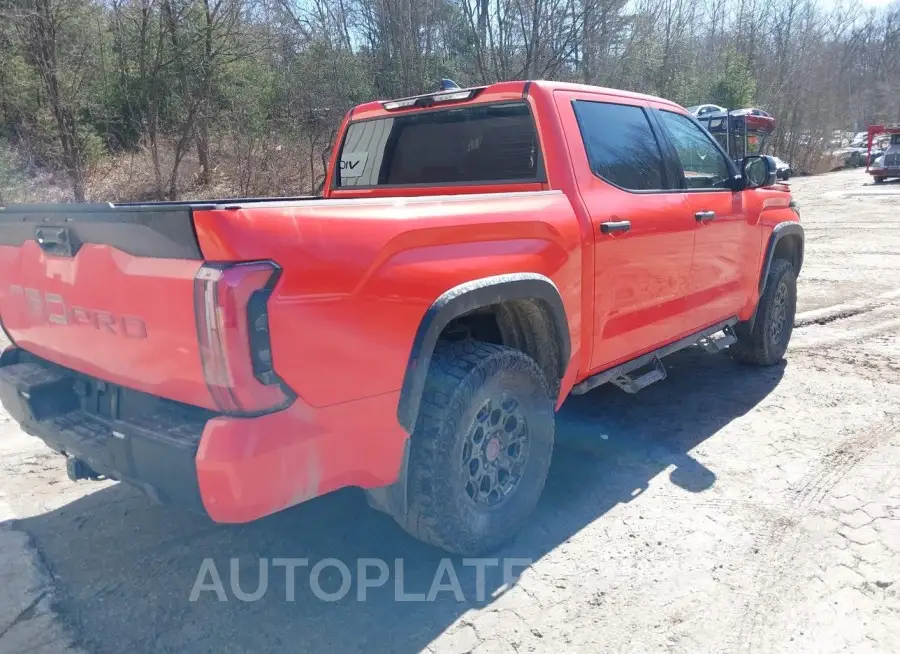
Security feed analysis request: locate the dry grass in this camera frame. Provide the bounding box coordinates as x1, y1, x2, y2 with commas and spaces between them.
2, 131, 324, 205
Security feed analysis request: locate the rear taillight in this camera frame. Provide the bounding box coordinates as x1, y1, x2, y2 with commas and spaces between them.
194, 261, 294, 415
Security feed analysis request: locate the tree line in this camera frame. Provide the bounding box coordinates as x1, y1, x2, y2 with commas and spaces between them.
1, 0, 898, 202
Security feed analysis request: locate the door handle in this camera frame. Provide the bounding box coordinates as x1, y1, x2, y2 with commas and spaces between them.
695, 211, 716, 222
600, 220, 631, 234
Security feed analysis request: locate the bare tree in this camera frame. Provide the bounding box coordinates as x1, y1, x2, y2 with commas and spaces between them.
12, 0, 95, 200
3, 0, 900, 201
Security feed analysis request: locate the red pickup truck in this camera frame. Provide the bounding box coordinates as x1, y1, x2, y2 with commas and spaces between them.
0, 81, 802, 555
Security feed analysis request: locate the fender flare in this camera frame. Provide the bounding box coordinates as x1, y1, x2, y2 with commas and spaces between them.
396, 273, 570, 434
758, 222, 804, 293
746, 221, 804, 330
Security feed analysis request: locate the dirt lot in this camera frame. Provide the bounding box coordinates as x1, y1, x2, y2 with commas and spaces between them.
1, 168, 899, 654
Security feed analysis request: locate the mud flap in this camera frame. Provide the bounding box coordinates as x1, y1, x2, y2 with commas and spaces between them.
364, 439, 410, 520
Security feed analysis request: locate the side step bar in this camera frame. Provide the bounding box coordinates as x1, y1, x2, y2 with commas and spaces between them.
571, 318, 738, 396
610, 355, 667, 394
698, 325, 737, 354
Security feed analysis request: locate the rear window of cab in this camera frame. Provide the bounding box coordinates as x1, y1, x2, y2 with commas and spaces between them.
335, 102, 544, 188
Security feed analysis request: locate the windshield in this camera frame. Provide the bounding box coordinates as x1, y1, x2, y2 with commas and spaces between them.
335, 102, 543, 188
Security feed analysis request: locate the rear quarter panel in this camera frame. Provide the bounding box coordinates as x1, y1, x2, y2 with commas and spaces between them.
193, 191, 582, 408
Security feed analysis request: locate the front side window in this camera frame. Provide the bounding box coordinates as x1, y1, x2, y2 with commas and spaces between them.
658, 111, 732, 190
335, 102, 541, 187
572, 100, 667, 191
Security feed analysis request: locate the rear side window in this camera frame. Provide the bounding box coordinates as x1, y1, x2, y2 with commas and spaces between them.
335, 103, 542, 187
572, 100, 666, 191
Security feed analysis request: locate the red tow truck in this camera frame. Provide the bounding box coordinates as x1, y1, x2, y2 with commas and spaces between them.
866, 124, 900, 183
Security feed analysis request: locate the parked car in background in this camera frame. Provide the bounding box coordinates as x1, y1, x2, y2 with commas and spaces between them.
686, 103, 726, 116
865, 149, 884, 166
836, 148, 867, 168
729, 108, 773, 118
850, 149, 866, 167
869, 131, 900, 183
772, 156, 793, 180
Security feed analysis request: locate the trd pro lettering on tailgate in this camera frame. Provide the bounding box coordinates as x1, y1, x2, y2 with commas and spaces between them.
8, 285, 148, 339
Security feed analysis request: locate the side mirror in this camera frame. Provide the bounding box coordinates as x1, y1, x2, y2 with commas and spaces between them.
741, 155, 777, 189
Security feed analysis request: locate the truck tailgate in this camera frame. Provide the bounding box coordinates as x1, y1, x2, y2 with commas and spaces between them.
0, 204, 212, 408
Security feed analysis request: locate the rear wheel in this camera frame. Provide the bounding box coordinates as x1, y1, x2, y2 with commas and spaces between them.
400, 340, 555, 555
875, 176, 886, 184
731, 258, 797, 366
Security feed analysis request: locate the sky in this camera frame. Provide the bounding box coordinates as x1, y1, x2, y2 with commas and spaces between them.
820, 0, 897, 6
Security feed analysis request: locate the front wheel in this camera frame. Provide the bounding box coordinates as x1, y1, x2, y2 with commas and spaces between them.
399, 340, 555, 555
731, 258, 797, 366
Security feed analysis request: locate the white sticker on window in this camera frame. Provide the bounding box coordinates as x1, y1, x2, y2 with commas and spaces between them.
339, 152, 369, 179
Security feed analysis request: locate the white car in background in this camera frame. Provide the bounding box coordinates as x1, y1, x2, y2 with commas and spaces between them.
686, 104, 726, 117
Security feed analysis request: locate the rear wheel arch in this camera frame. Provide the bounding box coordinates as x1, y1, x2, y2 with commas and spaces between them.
397, 274, 570, 434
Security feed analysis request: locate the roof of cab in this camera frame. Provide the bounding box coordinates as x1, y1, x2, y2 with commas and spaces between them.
348, 79, 684, 121
529, 80, 683, 110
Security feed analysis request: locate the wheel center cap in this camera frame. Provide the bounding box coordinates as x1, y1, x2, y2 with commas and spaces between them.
485, 438, 501, 462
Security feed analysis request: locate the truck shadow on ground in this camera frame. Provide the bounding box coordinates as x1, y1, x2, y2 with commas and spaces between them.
9, 347, 785, 654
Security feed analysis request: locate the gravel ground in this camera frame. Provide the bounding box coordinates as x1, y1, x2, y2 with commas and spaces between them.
0, 168, 898, 654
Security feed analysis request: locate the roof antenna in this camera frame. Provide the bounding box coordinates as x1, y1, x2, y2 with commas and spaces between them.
440, 78, 461, 91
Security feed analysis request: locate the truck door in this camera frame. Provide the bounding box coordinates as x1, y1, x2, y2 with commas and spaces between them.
555, 92, 696, 372
653, 109, 760, 326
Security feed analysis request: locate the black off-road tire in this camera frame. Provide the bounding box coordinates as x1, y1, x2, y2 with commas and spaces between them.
731, 258, 797, 366
399, 340, 555, 555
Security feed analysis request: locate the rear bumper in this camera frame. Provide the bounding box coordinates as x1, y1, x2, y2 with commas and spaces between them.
0, 349, 409, 523
0, 352, 207, 511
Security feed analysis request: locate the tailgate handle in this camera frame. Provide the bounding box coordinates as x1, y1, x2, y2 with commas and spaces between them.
35, 227, 79, 257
